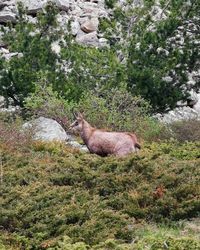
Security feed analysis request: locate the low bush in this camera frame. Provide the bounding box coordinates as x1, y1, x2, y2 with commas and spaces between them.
25, 86, 171, 142
24, 84, 74, 131
1, 139, 199, 249
170, 119, 200, 142
0, 118, 33, 152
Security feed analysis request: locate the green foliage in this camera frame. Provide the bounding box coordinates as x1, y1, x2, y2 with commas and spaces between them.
1, 1, 198, 114
24, 84, 170, 142
0, 6, 56, 104
50, 227, 200, 250
76, 88, 173, 142
60, 44, 126, 101
0, 2, 125, 107
24, 81, 75, 130
105, 0, 118, 9
76, 87, 150, 131
127, 1, 200, 112
0, 2, 65, 106
1, 137, 200, 249
101, 0, 200, 112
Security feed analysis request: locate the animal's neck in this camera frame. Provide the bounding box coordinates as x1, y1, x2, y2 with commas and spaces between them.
80, 120, 94, 145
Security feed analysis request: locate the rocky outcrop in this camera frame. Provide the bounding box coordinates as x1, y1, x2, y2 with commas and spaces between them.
0, 10, 16, 23
158, 107, 200, 124
76, 31, 99, 46
0, 0, 108, 47
0, 47, 23, 60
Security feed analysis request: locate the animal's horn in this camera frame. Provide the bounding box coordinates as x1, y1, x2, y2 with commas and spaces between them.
72, 109, 78, 119
73, 112, 77, 119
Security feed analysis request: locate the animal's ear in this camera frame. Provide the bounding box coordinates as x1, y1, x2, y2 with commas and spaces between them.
77, 112, 84, 120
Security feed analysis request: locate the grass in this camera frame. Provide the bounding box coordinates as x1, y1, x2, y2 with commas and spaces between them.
0, 140, 200, 249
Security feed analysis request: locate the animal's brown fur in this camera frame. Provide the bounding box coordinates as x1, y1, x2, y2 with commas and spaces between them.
70, 113, 141, 157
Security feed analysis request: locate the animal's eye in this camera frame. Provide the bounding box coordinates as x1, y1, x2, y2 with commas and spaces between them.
75, 121, 79, 126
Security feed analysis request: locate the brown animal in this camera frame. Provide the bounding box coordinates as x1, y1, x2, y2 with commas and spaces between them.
70, 113, 141, 157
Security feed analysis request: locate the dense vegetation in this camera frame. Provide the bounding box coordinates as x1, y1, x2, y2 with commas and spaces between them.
0, 1, 200, 249
0, 136, 200, 249
0, 1, 199, 112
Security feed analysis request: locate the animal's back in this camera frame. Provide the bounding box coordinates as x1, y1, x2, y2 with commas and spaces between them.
88, 130, 140, 156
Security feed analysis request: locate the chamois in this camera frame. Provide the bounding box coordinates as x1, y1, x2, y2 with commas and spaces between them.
70, 113, 141, 157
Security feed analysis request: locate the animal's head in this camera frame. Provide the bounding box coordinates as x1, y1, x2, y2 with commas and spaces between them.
69, 113, 84, 132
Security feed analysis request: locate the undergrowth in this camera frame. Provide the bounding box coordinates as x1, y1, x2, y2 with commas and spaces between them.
0, 140, 200, 249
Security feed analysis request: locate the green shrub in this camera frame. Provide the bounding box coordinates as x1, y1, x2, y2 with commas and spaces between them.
76, 87, 150, 132
25, 85, 169, 142
0, 2, 64, 107
24, 82, 75, 130
1, 138, 200, 249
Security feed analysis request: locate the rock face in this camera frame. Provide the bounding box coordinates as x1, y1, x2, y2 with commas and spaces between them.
159, 107, 200, 124
0, 0, 108, 47
0, 10, 16, 23
76, 31, 99, 46
18, 0, 46, 14
23, 117, 69, 141
54, 0, 69, 11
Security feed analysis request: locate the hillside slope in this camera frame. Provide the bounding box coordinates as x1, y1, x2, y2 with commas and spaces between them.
1, 141, 200, 249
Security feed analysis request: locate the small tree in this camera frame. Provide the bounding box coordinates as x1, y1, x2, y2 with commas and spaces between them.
128, 1, 200, 112
0, 2, 65, 107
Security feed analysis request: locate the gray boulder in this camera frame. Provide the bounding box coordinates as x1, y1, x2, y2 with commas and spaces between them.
54, 0, 69, 11
76, 31, 99, 46
18, 0, 47, 14
80, 17, 99, 33
22, 116, 89, 152
0, 10, 16, 23
23, 117, 69, 141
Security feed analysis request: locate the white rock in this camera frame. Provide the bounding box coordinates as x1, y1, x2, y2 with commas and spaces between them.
27, 15, 37, 24
54, 0, 69, 11
80, 2, 102, 17
56, 13, 69, 31
51, 41, 61, 55
0, 10, 16, 23
76, 31, 99, 46
81, 17, 99, 33
71, 19, 80, 35
193, 93, 200, 112
66, 140, 89, 152
22, 117, 69, 141
98, 37, 108, 47
0, 95, 5, 108
17, 0, 47, 14
162, 76, 173, 82
70, 5, 82, 16
160, 107, 200, 124
0, 47, 23, 60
